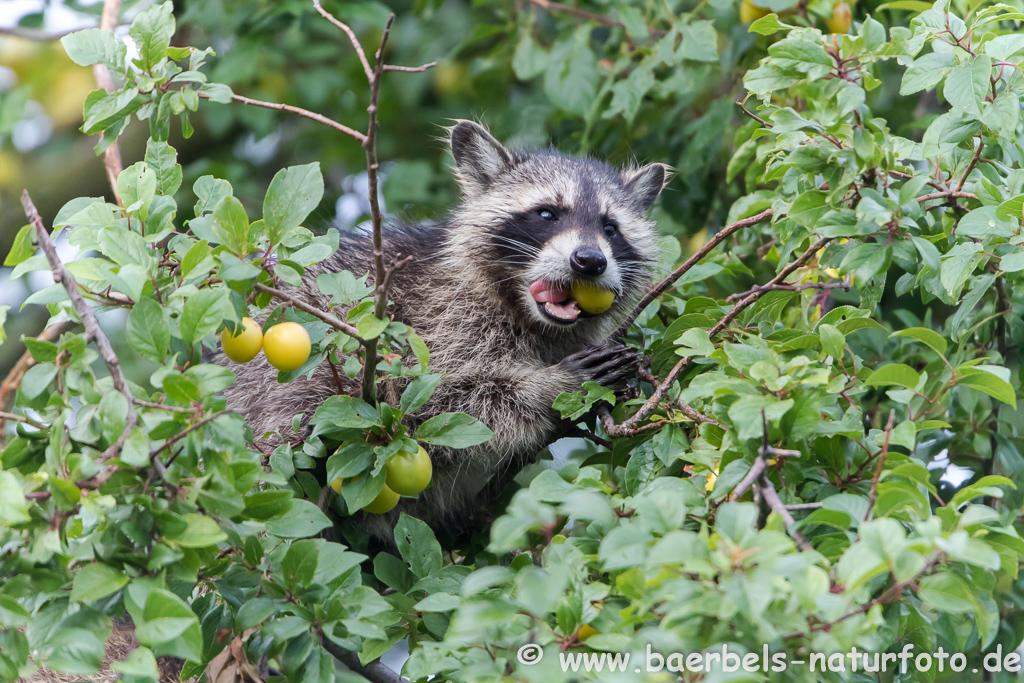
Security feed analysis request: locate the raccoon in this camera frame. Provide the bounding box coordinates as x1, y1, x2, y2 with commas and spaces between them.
221, 121, 668, 543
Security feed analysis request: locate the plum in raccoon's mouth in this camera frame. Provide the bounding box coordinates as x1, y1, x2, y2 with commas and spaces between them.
530, 280, 583, 324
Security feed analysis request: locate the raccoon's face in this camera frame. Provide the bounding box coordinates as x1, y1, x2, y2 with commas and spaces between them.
448, 121, 668, 333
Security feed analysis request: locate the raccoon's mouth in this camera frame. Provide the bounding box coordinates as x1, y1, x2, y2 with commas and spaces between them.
530, 280, 582, 324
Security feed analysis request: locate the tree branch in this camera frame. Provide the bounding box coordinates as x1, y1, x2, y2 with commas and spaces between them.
359, 14, 393, 404
21, 190, 137, 467
319, 636, 403, 683
254, 283, 363, 339
614, 209, 773, 337
916, 190, 978, 203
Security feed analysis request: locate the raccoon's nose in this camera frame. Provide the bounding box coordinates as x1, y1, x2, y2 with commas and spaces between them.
570, 247, 607, 276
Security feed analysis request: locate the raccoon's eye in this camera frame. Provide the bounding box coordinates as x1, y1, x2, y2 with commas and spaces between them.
603, 222, 619, 237
538, 208, 558, 221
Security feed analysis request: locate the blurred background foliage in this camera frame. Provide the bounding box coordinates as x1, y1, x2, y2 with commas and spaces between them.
0, 0, 974, 378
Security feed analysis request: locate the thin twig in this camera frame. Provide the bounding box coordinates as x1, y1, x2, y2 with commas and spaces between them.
198, 92, 367, 143
676, 399, 722, 428
22, 190, 137, 466
0, 411, 46, 430
154, 411, 228, 466
254, 283, 363, 339
133, 398, 193, 412
955, 138, 983, 192
615, 209, 773, 337
726, 277, 850, 303
312, 0, 374, 81
383, 62, 437, 73
785, 502, 823, 510
864, 410, 895, 520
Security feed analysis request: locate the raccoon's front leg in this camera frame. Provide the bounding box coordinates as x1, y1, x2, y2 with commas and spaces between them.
557, 343, 641, 391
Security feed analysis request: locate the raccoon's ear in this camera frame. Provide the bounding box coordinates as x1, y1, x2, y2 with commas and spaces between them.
450, 121, 513, 196
622, 163, 672, 213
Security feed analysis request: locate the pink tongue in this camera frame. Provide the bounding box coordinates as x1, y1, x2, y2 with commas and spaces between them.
530, 280, 571, 303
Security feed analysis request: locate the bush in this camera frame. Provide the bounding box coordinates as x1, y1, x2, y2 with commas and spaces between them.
2, 1, 1024, 682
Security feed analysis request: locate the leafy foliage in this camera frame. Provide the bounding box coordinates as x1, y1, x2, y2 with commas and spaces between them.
2, 1, 1024, 682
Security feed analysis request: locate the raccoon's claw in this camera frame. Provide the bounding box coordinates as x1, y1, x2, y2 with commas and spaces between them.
561, 344, 640, 390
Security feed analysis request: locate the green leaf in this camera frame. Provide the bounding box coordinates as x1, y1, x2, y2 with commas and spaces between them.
394, 513, 443, 578
282, 539, 320, 590
679, 20, 718, 62
118, 162, 157, 217
512, 32, 548, 80
3, 225, 34, 267
71, 562, 129, 603
944, 55, 991, 118
127, 297, 170, 362
193, 175, 232, 215
20, 362, 56, 400
891, 327, 947, 355
129, 1, 175, 70
179, 288, 230, 345
900, 52, 955, 95
356, 313, 389, 340
674, 328, 715, 357
46, 628, 106, 675
415, 412, 494, 448
543, 28, 597, 116
310, 396, 380, 437
400, 374, 442, 413
414, 593, 460, 612
165, 513, 227, 548
60, 28, 123, 71
865, 364, 921, 390
110, 647, 159, 680
918, 572, 977, 613
263, 163, 324, 244
211, 196, 250, 255
1000, 252, 1024, 273
317, 270, 373, 307
136, 588, 202, 662
0, 472, 30, 524
749, 13, 786, 35
956, 367, 1017, 408
818, 323, 845, 359
144, 139, 182, 195
552, 382, 615, 421
266, 499, 332, 538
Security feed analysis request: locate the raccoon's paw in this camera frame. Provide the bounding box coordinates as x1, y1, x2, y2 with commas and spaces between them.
560, 343, 641, 391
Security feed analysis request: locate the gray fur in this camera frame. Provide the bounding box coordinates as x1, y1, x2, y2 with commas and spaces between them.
218, 121, 665, 542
